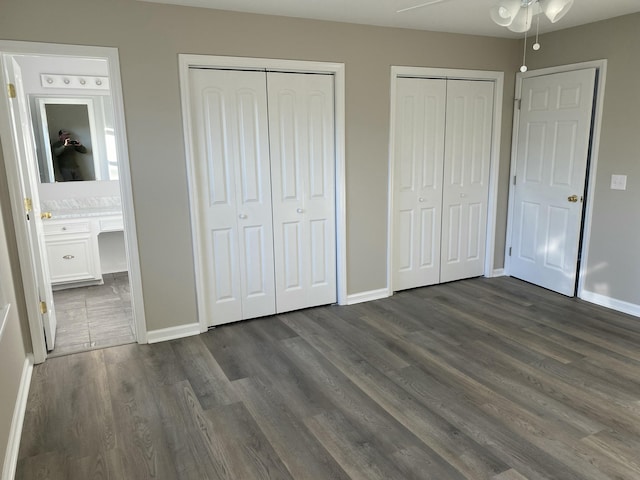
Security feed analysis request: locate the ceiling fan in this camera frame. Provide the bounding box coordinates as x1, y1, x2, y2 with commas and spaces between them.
396, 0, 574, 33
395, 0, 574, 72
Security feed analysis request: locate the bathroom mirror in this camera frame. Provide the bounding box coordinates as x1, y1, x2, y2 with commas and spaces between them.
31, 96, 119, 183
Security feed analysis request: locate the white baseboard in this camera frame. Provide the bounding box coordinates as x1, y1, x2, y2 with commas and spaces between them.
580, 290, 640, 318
2, 354, 33, 480
146, 322, 201, 344
491, 268, 506, 277
346, 288, 390, 305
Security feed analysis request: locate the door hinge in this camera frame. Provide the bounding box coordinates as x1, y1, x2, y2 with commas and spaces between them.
513, 176, 517, 186
39, 301, 48, 315
7, 83, 16, 99
516, 98, 521, 110
24, 197, 33, 213
509, 247, 512, 256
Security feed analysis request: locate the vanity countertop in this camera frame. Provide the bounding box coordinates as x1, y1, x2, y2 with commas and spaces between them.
50, 208, 123, 220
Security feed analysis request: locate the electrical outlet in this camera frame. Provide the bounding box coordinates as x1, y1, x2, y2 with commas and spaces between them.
611, 174, 627, 190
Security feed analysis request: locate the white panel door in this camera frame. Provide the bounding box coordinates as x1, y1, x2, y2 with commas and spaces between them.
2, 58, 58, 351
509, 68, 596, 296
189, 68, 276, 326
440, 80, 494, 283
393, 77, 447, 291
267, 72, 337, 313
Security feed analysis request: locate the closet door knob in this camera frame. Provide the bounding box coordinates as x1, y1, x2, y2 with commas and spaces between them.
296, 208, 304, 214
238, 214, 248, 219
418, 197, 425, 203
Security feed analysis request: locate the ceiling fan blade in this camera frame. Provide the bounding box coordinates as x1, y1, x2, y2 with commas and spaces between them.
396, 0, 451, 14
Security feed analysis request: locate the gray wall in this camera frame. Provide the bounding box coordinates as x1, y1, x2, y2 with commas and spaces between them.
0, 138, 31, 472
528, 13, 640, 306
0, 0, 520, 332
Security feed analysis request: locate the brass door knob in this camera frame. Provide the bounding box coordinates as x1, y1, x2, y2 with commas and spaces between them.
41, 212, 52, 219
567, 195, 579, 203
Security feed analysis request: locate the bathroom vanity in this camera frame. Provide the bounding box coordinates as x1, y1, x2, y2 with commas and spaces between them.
41, 197, 125, 290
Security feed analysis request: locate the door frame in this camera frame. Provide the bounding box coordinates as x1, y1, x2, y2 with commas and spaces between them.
178, 54, 347, 333
387, 66, 504, 295
504, 60, 608, 299
0, 40, 148, 363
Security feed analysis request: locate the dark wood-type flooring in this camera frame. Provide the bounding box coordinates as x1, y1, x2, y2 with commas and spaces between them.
16, 277, 640, 479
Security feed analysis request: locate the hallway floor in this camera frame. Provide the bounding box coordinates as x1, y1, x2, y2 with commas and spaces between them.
50, 273, 135, 357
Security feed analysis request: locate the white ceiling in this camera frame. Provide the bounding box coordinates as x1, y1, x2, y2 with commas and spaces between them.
141, 0, 640, 38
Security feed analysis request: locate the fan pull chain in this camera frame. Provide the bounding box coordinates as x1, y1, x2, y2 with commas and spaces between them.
520, 1, 531, 72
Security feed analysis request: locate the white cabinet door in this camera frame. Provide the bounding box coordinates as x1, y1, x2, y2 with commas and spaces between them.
267, 72, 337, 313
440, 80, 494, 283
393, 77, 446, 290
46, 233, 100, 284
189, 69, 276, 326
509, 69, 596, 296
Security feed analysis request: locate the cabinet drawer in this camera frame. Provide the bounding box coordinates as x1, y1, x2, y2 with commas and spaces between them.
43, 221, 91, 235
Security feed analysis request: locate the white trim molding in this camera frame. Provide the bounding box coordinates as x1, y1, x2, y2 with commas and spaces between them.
146, 322, 201, 344
504, 60, 608, 302
346, 288, 390, 305
178, 54, 347, 334
580, 291, 640, 318
387, 66, 504, 295
2, 354, 33, 480
491, 268, 506, 277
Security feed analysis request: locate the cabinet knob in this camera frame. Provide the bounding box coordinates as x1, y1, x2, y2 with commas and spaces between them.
62, 255, 75, 260
296, 208, 304, 214
418, 197, 425, 203
61, 226, 67, 231
238, 214, 248, 219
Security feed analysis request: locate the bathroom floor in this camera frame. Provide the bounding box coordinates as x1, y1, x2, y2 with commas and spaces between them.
49, 272, 136, 357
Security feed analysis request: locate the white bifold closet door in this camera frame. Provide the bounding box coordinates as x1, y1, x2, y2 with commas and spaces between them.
393, 77, 494, 291
189, 69, 276, 325
267, 72, 337, 314
188, 68, 336, 326
440, 80, 494, 283
393, 78, 447, 290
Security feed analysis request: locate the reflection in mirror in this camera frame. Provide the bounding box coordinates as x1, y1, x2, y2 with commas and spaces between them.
31, 96, 119, 183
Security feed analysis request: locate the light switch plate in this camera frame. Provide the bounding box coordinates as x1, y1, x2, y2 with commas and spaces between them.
611, 174, 627, 190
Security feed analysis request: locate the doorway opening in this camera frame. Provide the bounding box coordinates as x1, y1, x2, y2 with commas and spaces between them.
0, 41, 147, 363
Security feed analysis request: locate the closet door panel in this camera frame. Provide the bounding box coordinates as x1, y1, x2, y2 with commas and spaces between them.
233, 79, 277, 320
189, 69, 275, 326
268, 72, 337, 313
440, 80, 494, 283
210, 227, 238, 304
392, 77, 446, 291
